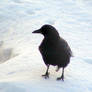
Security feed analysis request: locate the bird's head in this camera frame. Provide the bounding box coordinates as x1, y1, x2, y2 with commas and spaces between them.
32, 24, 59, 38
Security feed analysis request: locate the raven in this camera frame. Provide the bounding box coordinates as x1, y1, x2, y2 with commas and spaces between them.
32, 24, 73, 81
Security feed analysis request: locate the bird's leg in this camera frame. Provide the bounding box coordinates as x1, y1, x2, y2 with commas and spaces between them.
56, 66, 60, 72
57, 67, 64, 81
42, 65, 50, 79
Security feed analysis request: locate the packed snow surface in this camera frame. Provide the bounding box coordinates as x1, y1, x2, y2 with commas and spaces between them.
0, 0, 92, 92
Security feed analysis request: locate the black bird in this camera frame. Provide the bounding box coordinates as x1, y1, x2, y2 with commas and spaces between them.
32, 24, 73, 81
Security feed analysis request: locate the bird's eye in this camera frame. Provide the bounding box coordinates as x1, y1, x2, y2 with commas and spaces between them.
41, 28, 48, 35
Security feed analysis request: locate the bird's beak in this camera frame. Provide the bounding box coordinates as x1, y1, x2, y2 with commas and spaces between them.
32, 29, 41, 34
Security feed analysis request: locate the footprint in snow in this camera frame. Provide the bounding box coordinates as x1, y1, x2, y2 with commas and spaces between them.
0, 47, 19, 64
46, 20, 55, 25
12, 0, 23, 4
26, 10, 35, 15
83, 58, 92, 65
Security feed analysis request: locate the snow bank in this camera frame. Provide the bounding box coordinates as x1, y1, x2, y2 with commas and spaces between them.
0, 0, 92, 92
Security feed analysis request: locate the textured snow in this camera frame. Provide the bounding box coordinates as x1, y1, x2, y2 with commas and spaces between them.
0, 0, 92, 92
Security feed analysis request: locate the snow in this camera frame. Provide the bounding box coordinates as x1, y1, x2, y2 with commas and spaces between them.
0, 0, 92, 92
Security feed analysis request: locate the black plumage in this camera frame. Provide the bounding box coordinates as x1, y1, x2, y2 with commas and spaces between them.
32, 24, 73, 81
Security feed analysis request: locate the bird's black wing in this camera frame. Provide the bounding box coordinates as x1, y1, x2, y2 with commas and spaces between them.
59, 38, 73, 57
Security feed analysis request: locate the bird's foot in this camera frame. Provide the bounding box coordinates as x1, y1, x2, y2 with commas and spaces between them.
42, 72, 50, 79
57, 75, 64, 81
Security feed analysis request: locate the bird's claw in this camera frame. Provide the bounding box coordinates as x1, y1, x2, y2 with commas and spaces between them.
57, 75, 64, 81
42, 72, 50, 79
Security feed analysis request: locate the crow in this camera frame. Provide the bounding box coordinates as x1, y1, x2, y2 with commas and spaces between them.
32, 24, 73, 81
